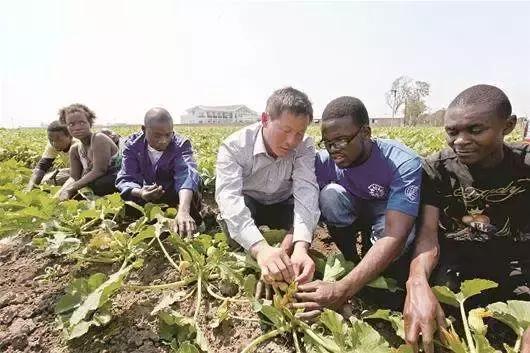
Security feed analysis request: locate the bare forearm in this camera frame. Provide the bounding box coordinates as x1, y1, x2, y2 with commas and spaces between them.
408, 248, 439, 283
29, 169, 46, 186
70, 169, 106, 191
340, 235, 406, 298
522, 328, 530, 353
408, 232, 439, 282
178, 189, 193, 213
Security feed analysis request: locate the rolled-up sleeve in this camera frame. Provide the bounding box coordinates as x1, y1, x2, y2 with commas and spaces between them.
173, 139, 200, 192
215, 143, 263, 250
115, 143, 142, 199
292, 137, 320, 244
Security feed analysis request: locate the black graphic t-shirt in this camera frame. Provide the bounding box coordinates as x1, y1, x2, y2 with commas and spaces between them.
422, 143, 530, 243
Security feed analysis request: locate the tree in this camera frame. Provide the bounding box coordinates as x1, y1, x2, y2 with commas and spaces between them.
404, 100, 427, 125
385, 76, 410, 119
385, 76, 431, 125
417, 108, 446, 126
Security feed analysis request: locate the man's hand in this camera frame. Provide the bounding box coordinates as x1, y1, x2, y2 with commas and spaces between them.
250, 241, 295, 284
290, 242, 315, 284
280, 232, 294, 255
293, 280, 350, 320
140, 184, 164, 202
175, 210, 196, 237
522, 328, 530, 353
58, 187, 74, 201
404, 277, 446, 353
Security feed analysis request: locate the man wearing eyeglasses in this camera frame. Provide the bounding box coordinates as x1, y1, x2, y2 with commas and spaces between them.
293, 96, 421, 319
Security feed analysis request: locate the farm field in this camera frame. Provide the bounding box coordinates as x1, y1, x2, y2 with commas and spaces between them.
0, 125, 527, 353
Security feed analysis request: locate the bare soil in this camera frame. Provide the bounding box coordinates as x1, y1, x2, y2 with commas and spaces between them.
0, 199, 507, 353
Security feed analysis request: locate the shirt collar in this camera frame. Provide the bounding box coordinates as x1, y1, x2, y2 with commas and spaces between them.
147, 143, 163, 154
253, 125, 269, 156
253, 124, 297, 160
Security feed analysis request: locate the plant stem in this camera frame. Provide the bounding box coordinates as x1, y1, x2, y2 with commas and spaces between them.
206, 284, 249, 303
301, 326, 338, 353
514, 333, 523, 352
124, 278, 196, 291
292, 330, 302, 353
80, 217, 99, 231
156, 236, 180, 271
72, 255, 120, 263
240, 329, 283, 353
228, 314, 261, 323
460, 301, 477, 353
193, 273, 203, 322
118, 259, 129, 272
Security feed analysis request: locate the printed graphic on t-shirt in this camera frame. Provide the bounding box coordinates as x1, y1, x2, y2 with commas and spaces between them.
368, 183, 386, 199
442, 179, 530, 242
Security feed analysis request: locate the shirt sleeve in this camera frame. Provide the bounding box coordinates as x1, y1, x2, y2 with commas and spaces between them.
215, 142, 264, 250
386, 156, 422, 217
42, 142, 59, 159
314, 149, 336, 189
35, 157, 55, 174
115, 142, 143, 199
420, 155, 442, 208
292, 137, 320, 244
173, 138, 200, 192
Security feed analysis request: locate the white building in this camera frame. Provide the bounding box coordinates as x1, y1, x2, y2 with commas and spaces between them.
180, 105, 259, 124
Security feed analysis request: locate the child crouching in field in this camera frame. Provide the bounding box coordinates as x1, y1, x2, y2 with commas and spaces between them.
26, 120, 73, 190
115, 107, 202, 237
57, 104, 120, 201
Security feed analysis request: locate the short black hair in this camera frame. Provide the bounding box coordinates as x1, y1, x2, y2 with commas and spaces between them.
47, 120, 70, 136
144, 107, 173, 127
266, 87, 313, 121
59, 103, 97, 126
448, 84, 512, 119
322, 96, 369, 126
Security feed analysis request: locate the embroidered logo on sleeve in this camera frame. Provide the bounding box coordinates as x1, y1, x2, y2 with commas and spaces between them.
405, 185, 419, 202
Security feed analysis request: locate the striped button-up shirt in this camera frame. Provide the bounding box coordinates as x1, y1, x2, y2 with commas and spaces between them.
215, 122, 320, 250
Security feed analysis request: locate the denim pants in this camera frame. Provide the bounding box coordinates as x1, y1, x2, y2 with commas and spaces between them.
319, 183, 416, 254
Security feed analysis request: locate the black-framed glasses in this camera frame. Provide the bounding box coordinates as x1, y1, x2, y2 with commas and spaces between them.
318, 126, 364, 151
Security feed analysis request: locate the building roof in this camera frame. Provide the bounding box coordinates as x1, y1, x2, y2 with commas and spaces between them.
371, 115, 404, 120
186, 105, 258, 115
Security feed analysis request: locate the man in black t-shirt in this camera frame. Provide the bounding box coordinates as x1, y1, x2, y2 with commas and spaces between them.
403, 84, 530, 353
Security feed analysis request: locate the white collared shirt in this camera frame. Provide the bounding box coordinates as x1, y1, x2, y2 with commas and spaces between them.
215, 122, 320, 250
147, 144, 164, 167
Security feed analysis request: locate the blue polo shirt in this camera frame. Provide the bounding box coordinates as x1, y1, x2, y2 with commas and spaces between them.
315, 138, 422, 217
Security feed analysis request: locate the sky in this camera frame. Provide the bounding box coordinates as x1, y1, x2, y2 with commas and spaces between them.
1, 0, 529, 127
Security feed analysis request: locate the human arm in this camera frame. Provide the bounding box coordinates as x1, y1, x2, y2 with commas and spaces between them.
27, 158, 55, 189
115, 137, 164, 202
403, 205, 445, 353
403, 159, 446, 353
290, 138, 320, 283
522, 328, 530, 353
294, 153, 422, 316
66, 134, 114, 192
27, 143, 60, 190
175, 188, 196, 236
58, 145, 83, 200
172, 138, 200, 236
215, 142, 294, 283
293, 209, 415, 318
